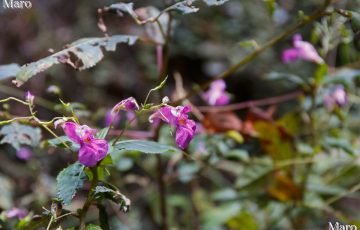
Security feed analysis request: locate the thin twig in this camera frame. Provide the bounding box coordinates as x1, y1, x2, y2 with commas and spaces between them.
197, 90, 303, 112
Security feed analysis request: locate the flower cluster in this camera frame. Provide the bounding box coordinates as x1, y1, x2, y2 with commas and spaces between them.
149, 105, 196, 149
282, 34, 324, 64
62, 122, 108, 167
202, 79, 230, 106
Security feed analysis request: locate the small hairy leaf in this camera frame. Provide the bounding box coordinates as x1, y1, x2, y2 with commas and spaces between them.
56, 162, 88, 205
114, 140, 180, 154
0, 122, 41, 150
14, 35, 138, 86
0, 63, 21, 80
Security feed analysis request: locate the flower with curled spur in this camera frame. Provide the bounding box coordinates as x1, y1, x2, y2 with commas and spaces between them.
62, 122, 108, 167
202, 79, 230, 106
111, 97, 139, 114
149, 105, 196, 149
108, 97, 139, 125
282, 34, 324, 64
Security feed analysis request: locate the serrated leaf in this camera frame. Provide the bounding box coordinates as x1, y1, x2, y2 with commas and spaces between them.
56, 162, 88, 205
114, 140, 180, 154
14, 35, 138, 86
0, 63, 21, 80
86, 224, 103, 230
0, 122, 41, 150
202, 0, 229, 6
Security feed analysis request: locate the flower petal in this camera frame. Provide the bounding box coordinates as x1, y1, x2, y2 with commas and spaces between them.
78, 139, 108, 167
175, 120, 196, 149
62, 122, 81, 143
282, 48, 300, 63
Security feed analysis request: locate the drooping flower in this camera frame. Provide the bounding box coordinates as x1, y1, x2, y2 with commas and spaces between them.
5, 208, 27, 219
282, 34, 324, 64
16, 147, 32, 160
149, 105, 196, 149
111, 97, 139, 114
25, 91, 34, 104
108, 97, 139, 126
324, 85, 348, 111
62, 122, 108, 167
202, 79, 230, 106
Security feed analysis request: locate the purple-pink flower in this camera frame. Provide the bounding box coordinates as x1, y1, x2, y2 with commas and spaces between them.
5, 208, 27, 219
324, 85, 348, 111
111, 97, 139, 114
108, 97, 139, 126
16, 147, 32, 160
149, 105, 196, 149
62, 122, 108, 167
202, 80, 230, 106
282, 34, 324, 64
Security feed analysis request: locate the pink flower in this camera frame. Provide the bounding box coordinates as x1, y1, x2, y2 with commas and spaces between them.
108, 97, 139, 126
16, 147, 32, 160
62, 122, 108, 167
149, 105, 196, 149
5, 208, 27, 219
111, 97, 139, 114
282, 34, 324, 64
324, 85, 348, 111
25, 91, 34, 104
202, 80, 230, 106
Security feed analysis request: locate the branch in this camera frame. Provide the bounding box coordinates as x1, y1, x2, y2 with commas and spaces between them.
197, 90, 303, 112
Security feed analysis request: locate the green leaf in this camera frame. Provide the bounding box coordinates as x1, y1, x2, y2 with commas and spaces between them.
114, 140, 180, 154
0, 63, 20, 80
314, 63, 328, 85
202, 0, 229, 6
0, 122, 42, 150
93, 186, 131, 212
45, 136, 79, 151
14, 35, 138, 86
86, 224, 103, 230
56, 162, 88, 205
95, 127, 110, 139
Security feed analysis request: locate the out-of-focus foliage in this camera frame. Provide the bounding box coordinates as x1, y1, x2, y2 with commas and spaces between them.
0, 0, 359, 229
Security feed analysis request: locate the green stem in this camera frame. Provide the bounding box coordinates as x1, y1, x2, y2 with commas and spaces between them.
79, 166, 99, 230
